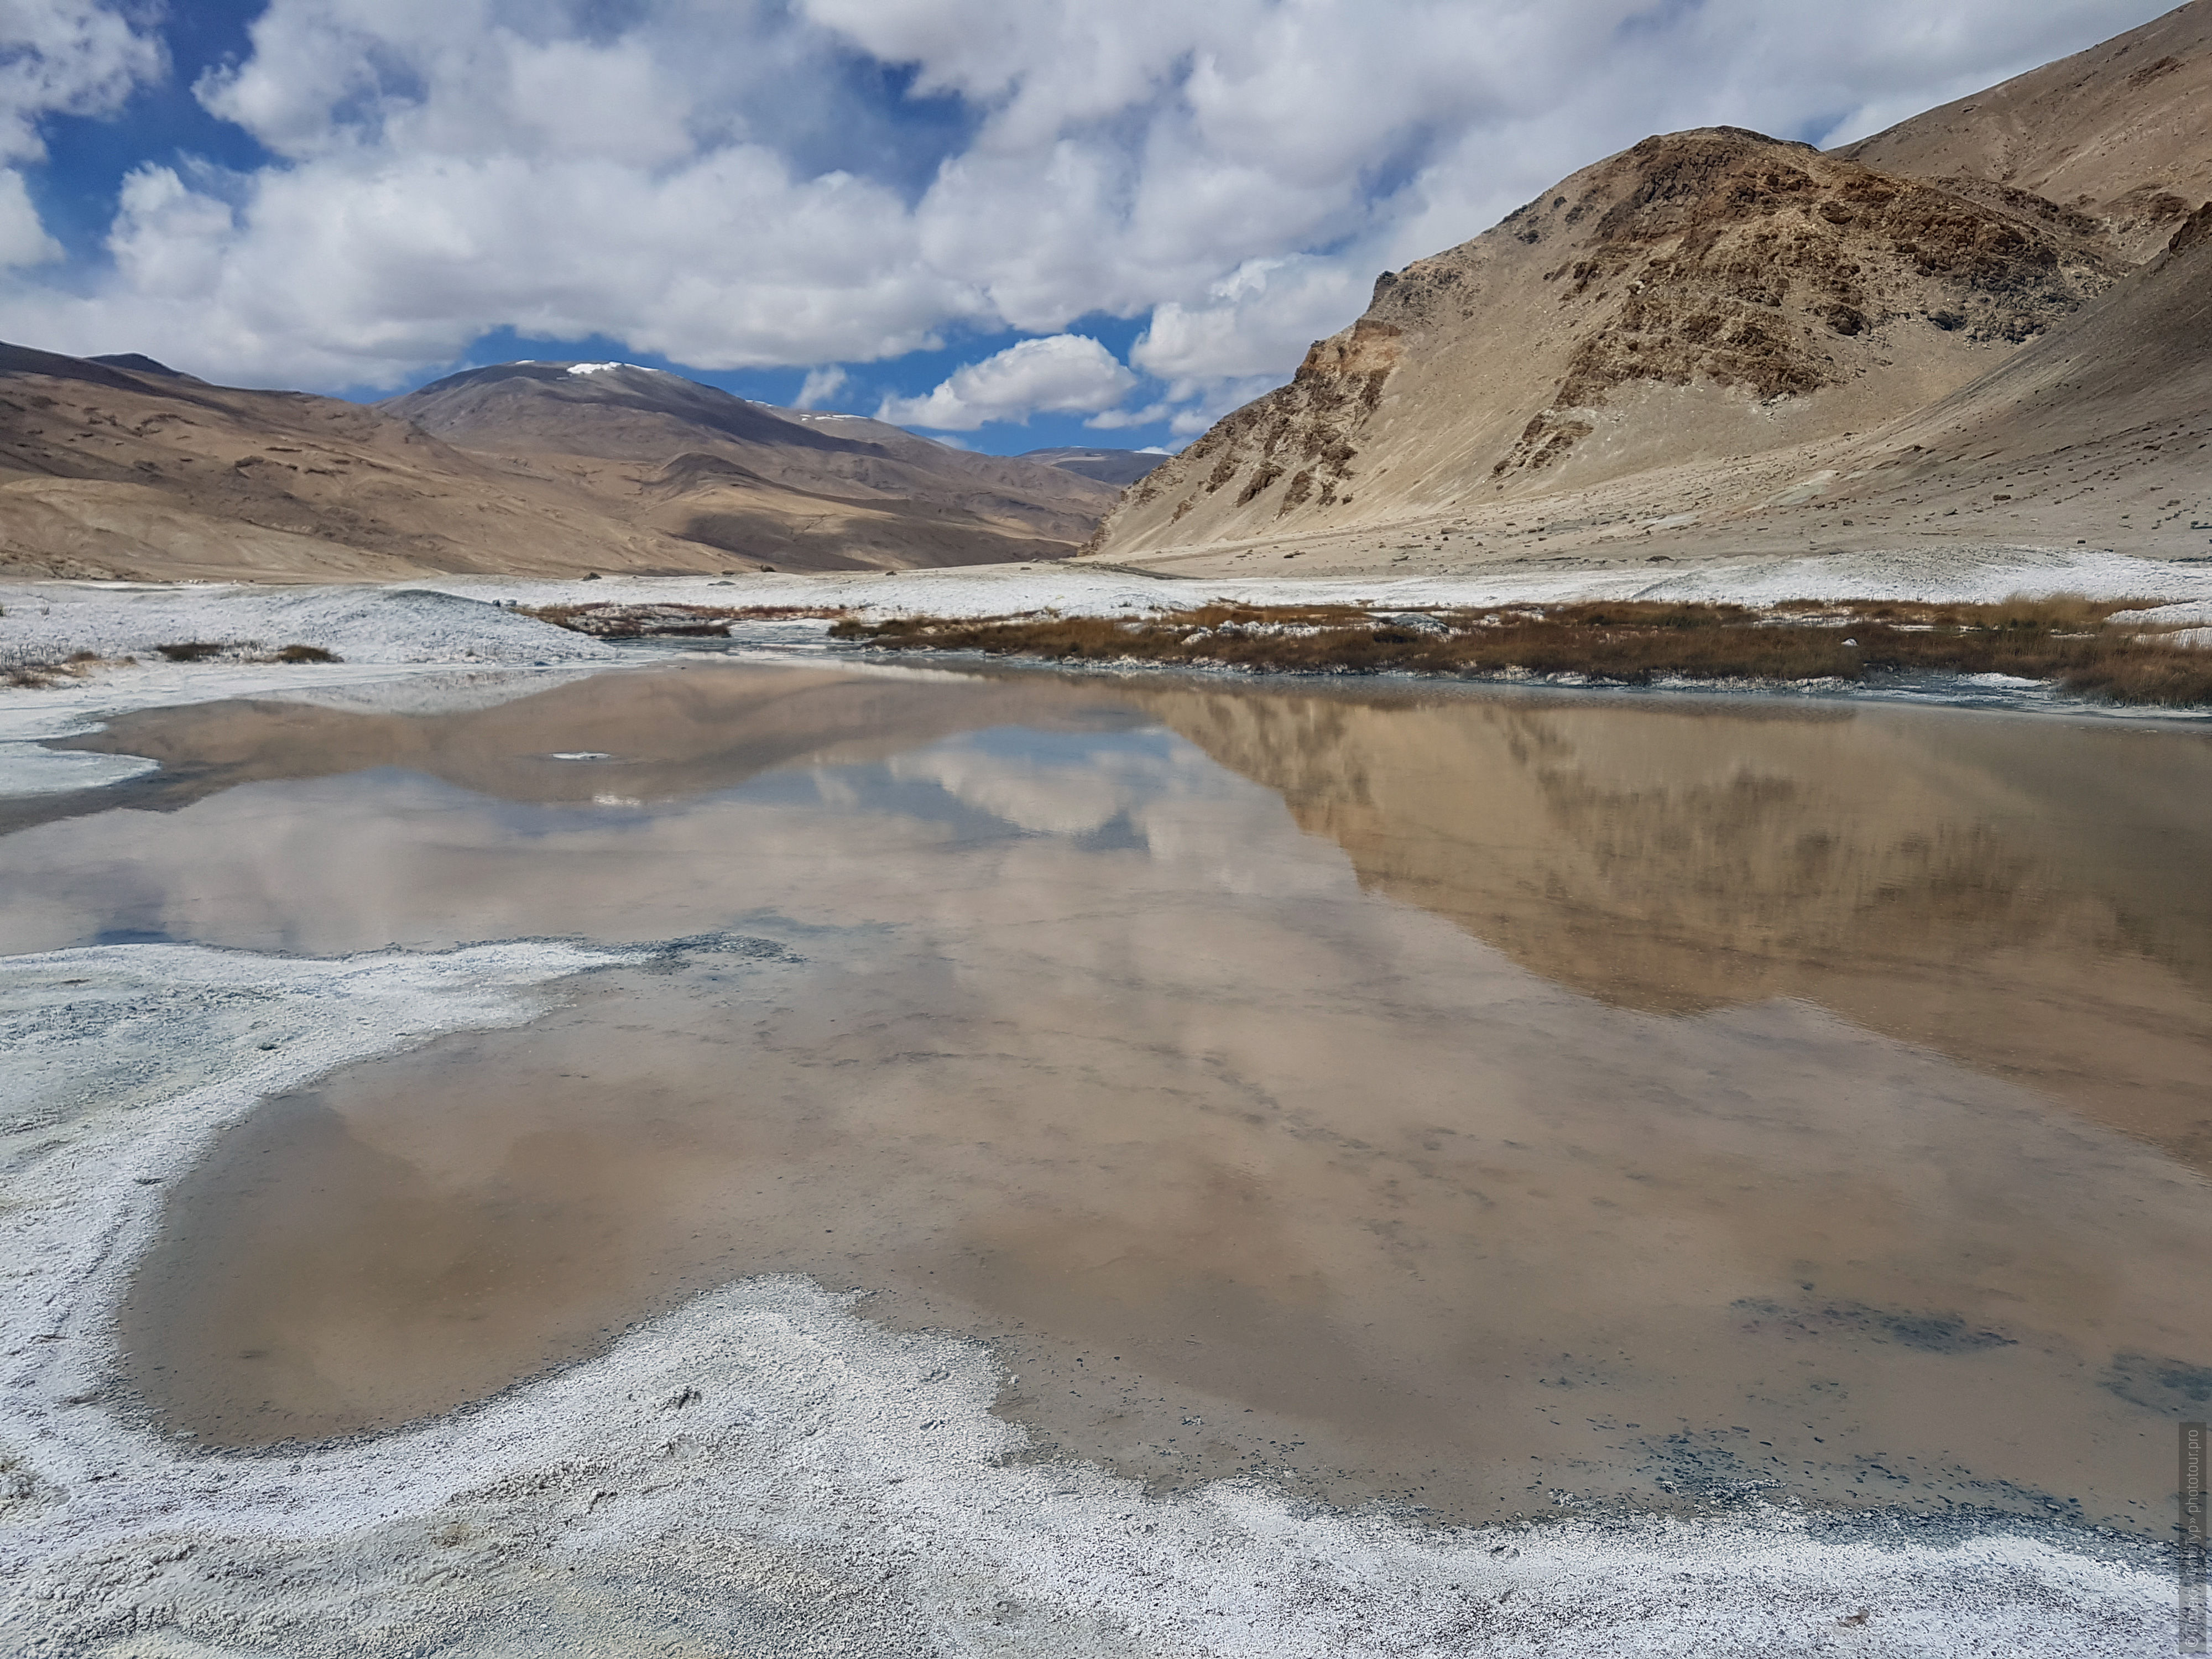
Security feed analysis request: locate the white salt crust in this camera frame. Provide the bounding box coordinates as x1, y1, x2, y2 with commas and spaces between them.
0, 584, 615, 669
0, 745, 158, 796
4, 545, 2209, 801
422, 544, 2212, 618
0, 942, 2175, 1656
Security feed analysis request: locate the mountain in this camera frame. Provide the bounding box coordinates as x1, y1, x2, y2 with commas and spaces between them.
0, 352, 1123, 581
381, 364, 1118, 571
1086, 2, 2212, 576
87, 353, 192, 379
1838, 1, 2212, 260
0, 342, 708, 582
1019, 447, 1171, 486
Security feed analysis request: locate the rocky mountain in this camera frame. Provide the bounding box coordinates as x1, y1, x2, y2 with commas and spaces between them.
0, 342, 708, 582
1018, 447, 1170, 486
0, 352, 1121, 582
1086, 1, 2212, 576
1838, 0, 2212, 260
381, 364, 1118, 571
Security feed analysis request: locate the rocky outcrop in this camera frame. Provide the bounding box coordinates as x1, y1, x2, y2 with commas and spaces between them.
1098, 128, 2119, 556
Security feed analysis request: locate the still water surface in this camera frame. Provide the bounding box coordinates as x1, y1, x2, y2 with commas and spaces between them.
11, 662, 2210, 1532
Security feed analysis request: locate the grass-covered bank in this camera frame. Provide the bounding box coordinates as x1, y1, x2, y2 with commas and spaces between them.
818, 598, 2212, 707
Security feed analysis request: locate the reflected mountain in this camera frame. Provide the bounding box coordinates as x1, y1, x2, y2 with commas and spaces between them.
19, 663, 2212, 1170
1128, 686, 2212, 1170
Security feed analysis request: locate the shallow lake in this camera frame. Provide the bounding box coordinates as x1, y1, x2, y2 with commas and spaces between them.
13, 660, 2211, 1532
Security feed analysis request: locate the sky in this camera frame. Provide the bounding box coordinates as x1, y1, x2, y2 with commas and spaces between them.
0, 0, 2176, 456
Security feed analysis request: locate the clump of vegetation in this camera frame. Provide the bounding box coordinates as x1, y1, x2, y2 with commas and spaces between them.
524, 602, 849, 638
826, 595, 2212, 707
2, 650, 118, 688
145, 640, 340, 665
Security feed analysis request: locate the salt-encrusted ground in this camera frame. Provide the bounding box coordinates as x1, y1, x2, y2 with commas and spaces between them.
0, 587, 614, 795
0, 583, 618, 669
0, 551, 2200, 1652
0, 942, 2176, 1657
6, 546, 2210, 793
431, 542, 2212, 617
7, 545, 2211, 671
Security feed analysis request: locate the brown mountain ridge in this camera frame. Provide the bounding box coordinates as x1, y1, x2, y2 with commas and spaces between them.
1088, 1, 2212, 576
0, 352, 1122, 581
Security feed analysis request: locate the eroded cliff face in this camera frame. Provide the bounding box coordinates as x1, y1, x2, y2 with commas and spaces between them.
1093, 128, 2124, 558
1121, 319, 1405, 533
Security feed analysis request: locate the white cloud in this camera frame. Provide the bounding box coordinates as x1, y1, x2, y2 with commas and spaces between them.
877, 334, 1136, 431
0, 168, 59, 265
793, 364, 848, 408
0, 0, 2172, 398
1082, 400, 1172, 431
0, 0, 165, 266
1125, 254, 1372, 421
0, 0, 165, 164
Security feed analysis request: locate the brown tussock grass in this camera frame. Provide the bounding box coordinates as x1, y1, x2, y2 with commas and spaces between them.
524, 603, 852, 638
828, 596, 2212, 707
2, 650, 132, 688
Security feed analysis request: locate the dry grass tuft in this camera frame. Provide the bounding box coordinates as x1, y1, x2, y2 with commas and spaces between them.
829, 595, 2212, 707
2, 650, 117, 688
273, 644, 338, 664
524, 602, 851, 638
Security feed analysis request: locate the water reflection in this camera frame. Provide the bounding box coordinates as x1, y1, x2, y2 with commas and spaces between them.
1125, 687, 2212, 1172
3, 663, 2205, 1533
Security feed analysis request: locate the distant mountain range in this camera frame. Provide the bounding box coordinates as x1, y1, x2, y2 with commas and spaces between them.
0, 352, 1157, 581
1015, 447, 1169, 486
1088, 0, 2212, 573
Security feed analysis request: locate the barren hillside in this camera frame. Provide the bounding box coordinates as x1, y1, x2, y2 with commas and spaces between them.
1839, 0, 2212, 259
384, 364, 1118, 571
0, 352, 1123, 582
0, 344, 709, 583
1086, 3, 2212, 579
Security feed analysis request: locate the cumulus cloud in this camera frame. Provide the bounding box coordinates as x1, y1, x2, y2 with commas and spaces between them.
0, 0, 164, 265
0, 0, 2171, 409
792, 364, 849, 409
0, 169, 59, 265
877, 334, 1136, 430
0, 0, 164, 164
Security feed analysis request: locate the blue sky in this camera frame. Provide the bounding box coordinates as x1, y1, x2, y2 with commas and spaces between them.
0, 0, 2171, 456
